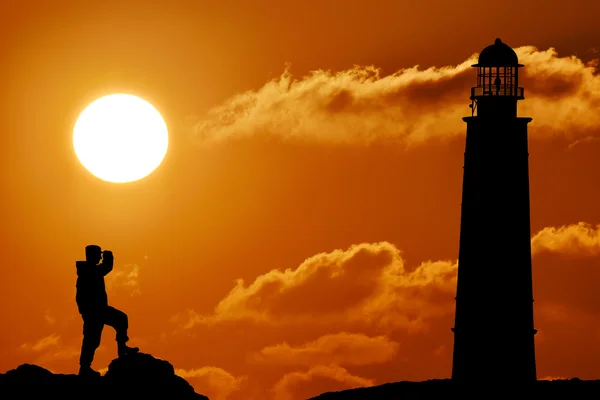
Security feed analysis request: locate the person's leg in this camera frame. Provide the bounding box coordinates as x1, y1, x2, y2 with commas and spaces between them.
104, 306, 129, 343
79, 314, 104, 375
104, 306, 139, 357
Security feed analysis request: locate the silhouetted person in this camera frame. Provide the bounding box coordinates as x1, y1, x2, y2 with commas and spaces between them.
76, 245, 139, 377
494, 76, 501, 95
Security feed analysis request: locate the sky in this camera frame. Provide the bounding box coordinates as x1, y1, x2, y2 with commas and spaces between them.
2, 0, 600, 399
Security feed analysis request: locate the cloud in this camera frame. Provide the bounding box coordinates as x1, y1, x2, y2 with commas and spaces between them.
20, 334, 60, 352
17, 335, 79, 366
272, 365, 374, 400
173, 242, 457, 333
106, 263, 141, 296
531, 223, 600, 256
566, 136, 600, 150
176, 366, 247, 400
249, 332, 399, 367
33, 347, 80, 365
171, 222, 600, 334
188, 46, 600, 147
44, 309, 56, 325
170, 309, 208, 331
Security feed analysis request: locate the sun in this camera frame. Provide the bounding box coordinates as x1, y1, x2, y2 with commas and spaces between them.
73, 94, 169, 183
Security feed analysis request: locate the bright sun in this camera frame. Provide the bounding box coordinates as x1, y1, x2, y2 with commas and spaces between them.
73, 94, 169, 183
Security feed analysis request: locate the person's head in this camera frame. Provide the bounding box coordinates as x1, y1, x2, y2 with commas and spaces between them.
85, 245, 103, 265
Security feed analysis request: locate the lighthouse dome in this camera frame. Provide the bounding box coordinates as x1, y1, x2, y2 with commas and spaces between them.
476, 38, 520, 66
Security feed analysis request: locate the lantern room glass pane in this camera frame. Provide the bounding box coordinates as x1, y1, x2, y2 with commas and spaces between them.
472, 66, 522, 98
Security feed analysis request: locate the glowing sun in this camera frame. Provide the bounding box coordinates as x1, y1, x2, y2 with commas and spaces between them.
73, 94, 169, 183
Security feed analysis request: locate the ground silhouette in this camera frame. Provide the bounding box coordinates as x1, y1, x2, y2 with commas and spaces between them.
309, 379, 600, 399
0, 352, 208, 400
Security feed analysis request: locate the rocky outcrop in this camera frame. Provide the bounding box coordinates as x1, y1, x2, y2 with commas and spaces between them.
0, 352, 208, 400
309, 378, 600, 399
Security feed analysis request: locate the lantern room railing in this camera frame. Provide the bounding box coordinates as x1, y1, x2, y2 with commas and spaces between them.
471, 85, 524, 99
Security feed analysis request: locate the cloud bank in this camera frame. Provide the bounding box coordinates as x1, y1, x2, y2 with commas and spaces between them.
173, 221, 600, 336
173, 242, 458, 333
188, 47, 600, 147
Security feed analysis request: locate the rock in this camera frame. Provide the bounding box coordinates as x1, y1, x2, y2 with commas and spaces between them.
308, 378, 600, 399
0, 352, 208, 400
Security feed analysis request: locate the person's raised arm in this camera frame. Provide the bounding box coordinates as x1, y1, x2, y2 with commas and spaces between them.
99, 250, 114, 276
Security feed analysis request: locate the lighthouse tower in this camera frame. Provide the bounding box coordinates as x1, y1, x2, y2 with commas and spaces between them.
451, 38, 537, 383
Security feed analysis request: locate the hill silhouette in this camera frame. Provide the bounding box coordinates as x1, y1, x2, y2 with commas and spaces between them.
0, 352, 208, 400
309, 378, 600, 399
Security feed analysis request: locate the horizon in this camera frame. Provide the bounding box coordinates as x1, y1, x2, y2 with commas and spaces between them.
2, 1, 600, 399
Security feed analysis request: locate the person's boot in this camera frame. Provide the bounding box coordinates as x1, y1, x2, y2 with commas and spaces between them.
78, 365, 101, 377
118, 342, 139, 358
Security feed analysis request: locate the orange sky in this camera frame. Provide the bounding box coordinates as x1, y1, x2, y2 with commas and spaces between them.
2, 1, 600, 399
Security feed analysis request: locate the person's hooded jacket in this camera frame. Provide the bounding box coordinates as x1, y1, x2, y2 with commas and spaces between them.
75, 252, 113, 315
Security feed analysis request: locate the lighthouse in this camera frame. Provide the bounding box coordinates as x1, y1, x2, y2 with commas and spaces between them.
451, 38, 537, 383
